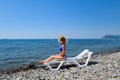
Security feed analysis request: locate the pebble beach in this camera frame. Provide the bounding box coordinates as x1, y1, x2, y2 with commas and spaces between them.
0, 51, 120, 80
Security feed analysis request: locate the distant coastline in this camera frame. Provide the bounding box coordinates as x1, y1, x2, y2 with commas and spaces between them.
102, 35, 120, 39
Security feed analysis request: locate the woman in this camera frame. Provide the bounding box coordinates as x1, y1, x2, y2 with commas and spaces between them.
39, 35, 67, 64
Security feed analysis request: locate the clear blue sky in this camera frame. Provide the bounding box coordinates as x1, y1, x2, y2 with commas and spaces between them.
0, 0, 120, 39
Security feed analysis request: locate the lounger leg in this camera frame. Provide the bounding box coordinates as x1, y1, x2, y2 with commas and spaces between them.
46, 61, 64, 70
46, 64, 53, 70
74, 60, 86, 67
56, 61, 64, 70
74, 54, 92, 67
85, 54, 91, 66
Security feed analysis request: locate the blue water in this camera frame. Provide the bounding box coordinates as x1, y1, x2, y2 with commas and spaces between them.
0, 39, 120, 71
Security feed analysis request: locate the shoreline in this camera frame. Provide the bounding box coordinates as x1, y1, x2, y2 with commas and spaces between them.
1, 48, 120, 72
0, 49, 120, 73
0, 50, 120, 80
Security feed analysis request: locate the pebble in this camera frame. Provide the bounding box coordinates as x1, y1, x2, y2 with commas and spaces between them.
16, 77, 22, 80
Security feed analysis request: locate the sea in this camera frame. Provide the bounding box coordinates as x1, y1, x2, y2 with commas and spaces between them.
0, 39, 120, 71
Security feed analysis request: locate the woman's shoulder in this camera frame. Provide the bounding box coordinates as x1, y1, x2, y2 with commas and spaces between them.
61, 44, 65, 48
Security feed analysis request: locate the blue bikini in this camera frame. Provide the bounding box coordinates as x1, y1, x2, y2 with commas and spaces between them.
59, 46, 62, 51
59, 45, 66, 58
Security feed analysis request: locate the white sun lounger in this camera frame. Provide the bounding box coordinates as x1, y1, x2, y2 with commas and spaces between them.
44, 49, 93, 70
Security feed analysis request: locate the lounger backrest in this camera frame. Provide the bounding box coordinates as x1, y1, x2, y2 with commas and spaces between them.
75, 49, 89, 59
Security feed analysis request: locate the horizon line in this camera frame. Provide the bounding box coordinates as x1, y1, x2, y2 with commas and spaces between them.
0, 38, 102, 40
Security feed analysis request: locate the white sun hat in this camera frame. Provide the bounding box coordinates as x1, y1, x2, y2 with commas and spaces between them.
58, 35, 68, 44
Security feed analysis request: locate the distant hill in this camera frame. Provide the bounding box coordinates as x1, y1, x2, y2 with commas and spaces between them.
102, 35, 120, 39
